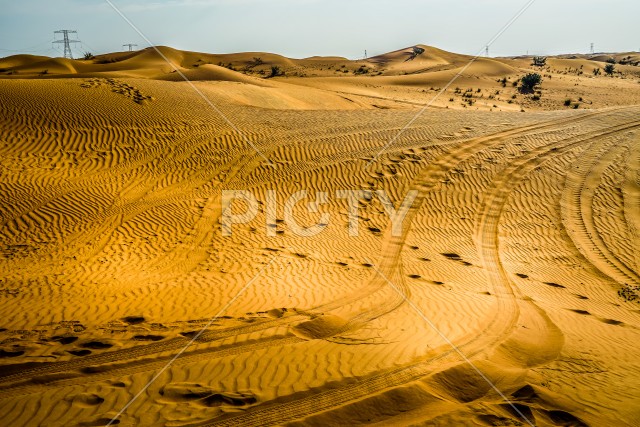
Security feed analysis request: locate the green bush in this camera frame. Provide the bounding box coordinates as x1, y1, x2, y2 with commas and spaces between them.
269, 65, 281, 77
532, 56, 547, 67
604, 64, 615, 75
519, 73, 542, 93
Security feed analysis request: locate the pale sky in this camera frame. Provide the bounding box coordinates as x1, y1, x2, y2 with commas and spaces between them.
0, 0, 638, 59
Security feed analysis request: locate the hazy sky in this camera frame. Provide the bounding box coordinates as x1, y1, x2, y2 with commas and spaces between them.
1, 0, 638, 59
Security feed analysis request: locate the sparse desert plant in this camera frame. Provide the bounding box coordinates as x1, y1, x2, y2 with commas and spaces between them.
40, 69, 49, 75
96, 58, 117, 64
564, 98, 572, 106
604, 64, 615, 75
354, 65, 369, 75
573, 103, 580, 109
593, 68, 601, 76
406, 46, 425, 61
532, 94, 541, 101
269, 65, 281, 77
606, 58, 616, 64
83, 52, 94, 60
532, 56, 547, 67
519, 72, 542, 93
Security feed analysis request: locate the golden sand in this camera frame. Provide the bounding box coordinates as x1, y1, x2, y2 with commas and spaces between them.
0, 45, 639, 426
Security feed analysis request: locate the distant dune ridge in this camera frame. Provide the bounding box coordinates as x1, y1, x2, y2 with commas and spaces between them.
0, 44, 639, 426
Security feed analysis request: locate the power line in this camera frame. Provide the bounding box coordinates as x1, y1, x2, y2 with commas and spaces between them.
53, 30, 80, 59
0, 39, 56, 54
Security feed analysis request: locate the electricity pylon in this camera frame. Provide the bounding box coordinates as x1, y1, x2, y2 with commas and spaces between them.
53, 30, 80, 59
123, 43, 138, 52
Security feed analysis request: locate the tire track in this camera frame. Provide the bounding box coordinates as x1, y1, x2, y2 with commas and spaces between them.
561, 129, 640, 286
191, 109, 640, 427
0, 336, 303, 399
0, 108, 632, 413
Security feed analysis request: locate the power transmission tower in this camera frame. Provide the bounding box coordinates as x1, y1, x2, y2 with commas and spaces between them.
53, 30, 80, 59
485, 46, 489, 57
364, 49, 367, 59
123, 43, 138, 52
590, 43, 594, 55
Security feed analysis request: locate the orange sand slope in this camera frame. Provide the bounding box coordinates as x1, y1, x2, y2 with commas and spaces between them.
0, 45, 639, 426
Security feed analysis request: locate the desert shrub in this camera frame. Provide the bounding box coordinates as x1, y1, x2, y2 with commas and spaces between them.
564, 99, 572, 106
532, 94, 540, 101
519, 72, 542, 93
269, 65, 281, 77
593, 68, 601, 76
532, 56, 547, 67
604, 64, 615, 75
83, 52, 94, 60
40, 69, 48, 75
96, 58, 117, 64
354, 65, 369, 75
573, 103, 580, 109
606, 58, 616, 64
406, 46, 425, 61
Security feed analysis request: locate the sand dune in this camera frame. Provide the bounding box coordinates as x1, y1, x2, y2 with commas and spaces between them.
0, 44, 639, 426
